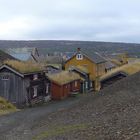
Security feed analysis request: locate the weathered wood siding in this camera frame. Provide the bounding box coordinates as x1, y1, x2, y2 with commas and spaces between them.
97, 63, 106, 77
0, 68, 28, 105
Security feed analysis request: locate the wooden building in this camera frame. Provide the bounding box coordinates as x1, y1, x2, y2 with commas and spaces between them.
64, 48, 107, 91
47, 71, 81, 100
0, 60, 50, 107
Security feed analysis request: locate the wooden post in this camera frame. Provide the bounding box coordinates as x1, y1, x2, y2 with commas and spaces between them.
94, 77, 101, 91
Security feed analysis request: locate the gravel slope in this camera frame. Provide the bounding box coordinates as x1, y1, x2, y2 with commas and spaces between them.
0, 72, 140, 140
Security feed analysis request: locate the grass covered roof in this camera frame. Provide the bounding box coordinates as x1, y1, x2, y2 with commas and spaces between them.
4, 60, 43, 74
100, 61, 140, 81
47, 71, 81, 85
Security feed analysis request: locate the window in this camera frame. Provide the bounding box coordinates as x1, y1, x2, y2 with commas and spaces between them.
2, 75, 9, 80
75, 81, 78, 87
85, 82, 88, 89
90, 81, 93, 88
33, 86, 38, 98
76, 54, 83, 60
46, 84, 49, 94
33, 74, 38, 80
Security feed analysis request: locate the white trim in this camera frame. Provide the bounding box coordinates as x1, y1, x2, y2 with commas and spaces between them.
33, 86, 38, 97
0, 65, 24, 78
76, 54, 83, 60
85, 81, 88, 89
75, 81, 78, 87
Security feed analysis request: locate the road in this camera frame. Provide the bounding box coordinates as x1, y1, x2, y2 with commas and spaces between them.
0, 95, 86, 140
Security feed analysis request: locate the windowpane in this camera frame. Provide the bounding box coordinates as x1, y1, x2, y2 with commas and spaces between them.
33, 86, 38, 97
1, 75, 9, 80
75, 81, 78, 87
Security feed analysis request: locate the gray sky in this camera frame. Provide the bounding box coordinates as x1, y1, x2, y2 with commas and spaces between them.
0, 0, 140, 43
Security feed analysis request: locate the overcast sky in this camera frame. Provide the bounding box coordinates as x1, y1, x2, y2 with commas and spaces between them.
0, 0, 140, 43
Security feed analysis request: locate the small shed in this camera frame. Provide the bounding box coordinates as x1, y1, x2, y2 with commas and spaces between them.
0, 60, 50, 107
47, 71, 81, 100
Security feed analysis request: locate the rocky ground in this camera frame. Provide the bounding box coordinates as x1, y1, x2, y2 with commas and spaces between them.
0, 72, 140, 140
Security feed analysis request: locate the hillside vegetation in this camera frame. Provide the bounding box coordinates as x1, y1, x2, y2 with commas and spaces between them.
0, 40, 140, 57
0, 97, 17, 115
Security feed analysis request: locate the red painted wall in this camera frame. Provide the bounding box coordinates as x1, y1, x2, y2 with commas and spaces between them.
51, 82, 70, 100
50, 80, 81, 100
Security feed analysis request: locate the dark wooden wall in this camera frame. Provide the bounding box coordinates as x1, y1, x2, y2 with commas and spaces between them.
0, 69, 29, 105
0, 68, 49, 107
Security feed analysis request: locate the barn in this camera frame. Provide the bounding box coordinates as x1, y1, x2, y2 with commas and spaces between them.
0, 60, 50, 107
47, 71, 81, 100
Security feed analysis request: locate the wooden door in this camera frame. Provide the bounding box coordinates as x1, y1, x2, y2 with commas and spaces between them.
0, 74, 16, 103
0, 75, 10, 100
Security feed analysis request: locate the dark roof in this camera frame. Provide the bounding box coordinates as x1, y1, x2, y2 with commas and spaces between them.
0, 50, 16, 64
105, 61, 116, 70
65, 50, 106, 64
83, 51, 106, 64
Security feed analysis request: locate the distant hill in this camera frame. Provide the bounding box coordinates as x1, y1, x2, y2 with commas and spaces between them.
0, 40, 140, 57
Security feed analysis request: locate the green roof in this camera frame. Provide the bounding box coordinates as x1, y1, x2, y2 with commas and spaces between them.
4, 60, 43, 74
47, 71, 81, 85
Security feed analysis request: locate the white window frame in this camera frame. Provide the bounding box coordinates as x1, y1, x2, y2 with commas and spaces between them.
46, 84, 49, 94
33, 74, 38, 80
90, 81, 93, 88
33, 86, 38, 98
85, 82, 88, 89
75, 81, 78, 87
1, 75, 9, 80
76, 54, 83, 60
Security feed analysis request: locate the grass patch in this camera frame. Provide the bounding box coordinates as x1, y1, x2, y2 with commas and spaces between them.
32, 123, 88, 140
0, 97, 17, 116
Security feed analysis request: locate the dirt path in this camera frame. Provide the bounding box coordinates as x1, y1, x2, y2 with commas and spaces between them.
0, 94, 89, 140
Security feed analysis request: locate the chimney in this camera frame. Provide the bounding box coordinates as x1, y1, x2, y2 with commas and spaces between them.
77, 48, 81, 52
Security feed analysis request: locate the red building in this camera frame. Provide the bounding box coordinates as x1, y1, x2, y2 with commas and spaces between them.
47, 71, 81, 100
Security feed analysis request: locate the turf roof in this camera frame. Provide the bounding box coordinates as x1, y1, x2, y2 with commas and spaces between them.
3, 60, 43, 74
47, 71, 81, 85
